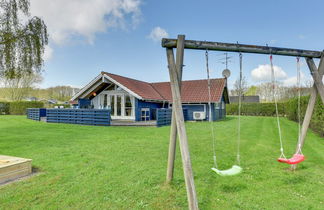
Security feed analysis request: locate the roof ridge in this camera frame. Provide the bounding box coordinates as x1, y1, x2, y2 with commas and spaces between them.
150, 78, 225, 85
102, 71, 150, 84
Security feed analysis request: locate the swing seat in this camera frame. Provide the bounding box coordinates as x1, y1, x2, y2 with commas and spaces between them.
211, 165, 242, 176
277, 154, 305, 164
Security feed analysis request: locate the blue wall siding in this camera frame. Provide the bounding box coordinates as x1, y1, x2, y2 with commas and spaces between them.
183, 103, 219, 121
183, 102, 225, 121
213, 96, 226, 121
78, 99, 91, 108
183, 104, 206, 121
135, 99, 166, 121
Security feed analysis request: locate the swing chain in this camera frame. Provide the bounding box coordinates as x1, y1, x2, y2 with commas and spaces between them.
236, 52, 243, 166
296, 56, 303, 155
270, 54, 286, 159
206, 49, 218, 169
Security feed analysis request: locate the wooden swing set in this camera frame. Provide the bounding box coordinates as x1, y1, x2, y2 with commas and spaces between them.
162, 35, 324, 210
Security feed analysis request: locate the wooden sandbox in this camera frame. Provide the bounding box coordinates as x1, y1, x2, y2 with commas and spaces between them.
0, 155, 32, 184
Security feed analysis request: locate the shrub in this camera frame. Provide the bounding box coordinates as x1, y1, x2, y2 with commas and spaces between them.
0, 101, 10, 115
9, 101, 44, 115
285, 96, 323, 137
226, 103, 286, 116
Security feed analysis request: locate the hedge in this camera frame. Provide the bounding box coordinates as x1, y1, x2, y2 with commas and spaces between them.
226, 103, 286, 116
227, 97, 323, 137
0, 102, 10, 115
9, 101, 44, 115
285, 96, 323, 137
0, 101, 69, 115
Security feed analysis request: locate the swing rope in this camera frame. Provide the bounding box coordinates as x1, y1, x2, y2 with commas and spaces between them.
236, 52, 243, 166
275, 55, 305, 165
205, 50, 218, 169
270, 54, 286, 159
296, 57, 303, 155
206, 50, 242, 175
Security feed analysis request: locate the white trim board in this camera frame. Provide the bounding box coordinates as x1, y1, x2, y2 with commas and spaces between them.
70, 74, 102, 101
71, 73, 143, 102
102, 74, 143, 100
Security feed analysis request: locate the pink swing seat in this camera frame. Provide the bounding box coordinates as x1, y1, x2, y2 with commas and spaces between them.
277, 154, 305, 164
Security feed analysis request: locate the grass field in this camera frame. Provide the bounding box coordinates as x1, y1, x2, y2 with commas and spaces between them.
0, 115, 323, 209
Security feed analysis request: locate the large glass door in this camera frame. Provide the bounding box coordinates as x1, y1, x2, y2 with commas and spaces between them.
109, 95, 115, 115
102, 93, 134, 120
116, 95, 122, 117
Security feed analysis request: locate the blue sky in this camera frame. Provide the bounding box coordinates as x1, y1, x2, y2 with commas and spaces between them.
31, 0, 324, 89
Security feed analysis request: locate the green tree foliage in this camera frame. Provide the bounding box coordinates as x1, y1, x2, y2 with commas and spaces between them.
245, 85, 258, 96
0, 0, 48, 79
9, 100, 43, 115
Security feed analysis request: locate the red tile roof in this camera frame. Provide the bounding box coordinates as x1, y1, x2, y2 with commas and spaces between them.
151, 79, 226, 103
102, 72, 164, 100
101, 72, 226, 103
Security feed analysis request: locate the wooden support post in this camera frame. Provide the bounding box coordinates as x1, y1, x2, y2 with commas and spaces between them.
166, 35, 185, 183
306, 58, 324, 103
166, 48, 199, 210
291, 56, 324, 170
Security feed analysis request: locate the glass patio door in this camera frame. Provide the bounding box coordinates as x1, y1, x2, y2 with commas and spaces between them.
102, 93, 134, 120
116, 95, 122, 117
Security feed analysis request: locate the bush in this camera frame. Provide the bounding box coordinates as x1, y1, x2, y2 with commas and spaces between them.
0, 101, 10, 115
285, 96, 323, 137
226, 103, 286, 116
9, 101, 44, 115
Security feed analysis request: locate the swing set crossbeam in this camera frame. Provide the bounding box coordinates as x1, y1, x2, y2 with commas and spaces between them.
162, 38, 323, 58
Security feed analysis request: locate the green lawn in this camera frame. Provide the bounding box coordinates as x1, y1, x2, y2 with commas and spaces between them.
0, 116, 323, 209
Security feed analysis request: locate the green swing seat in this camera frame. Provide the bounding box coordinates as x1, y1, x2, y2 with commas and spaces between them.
211, 165, 242, 176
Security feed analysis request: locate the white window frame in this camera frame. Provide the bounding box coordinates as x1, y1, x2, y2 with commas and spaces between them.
93, 90, 135, 120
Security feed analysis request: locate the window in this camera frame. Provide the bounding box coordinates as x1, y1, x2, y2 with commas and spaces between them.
125, 95, 132, 116
141, 108, 150, 121
117, 95, 122, 116
103, 94, 107, 108
215, 102, 220, 109
110, 95, 115, 115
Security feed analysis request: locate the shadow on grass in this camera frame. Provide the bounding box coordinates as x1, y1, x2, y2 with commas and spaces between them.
218, 116, 236, 122
32, 166, 42, 173
220, 183, 247, 193
283, 176, 306, 185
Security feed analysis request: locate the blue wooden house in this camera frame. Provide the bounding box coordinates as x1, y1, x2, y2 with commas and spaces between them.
70, 72, 229, 121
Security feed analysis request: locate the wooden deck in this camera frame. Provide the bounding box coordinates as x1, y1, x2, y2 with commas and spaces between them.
111, 120, 157, 126
0, 155, 32, 184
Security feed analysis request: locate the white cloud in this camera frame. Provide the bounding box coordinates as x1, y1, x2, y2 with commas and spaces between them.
251, 64, 287, 82
30, 0, 142, 45
283, 72, 316, 87
148, 27, 168, 42
43, 45, 53, 62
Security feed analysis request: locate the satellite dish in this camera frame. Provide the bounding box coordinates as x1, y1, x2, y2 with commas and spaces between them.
222, 69, 231, 78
